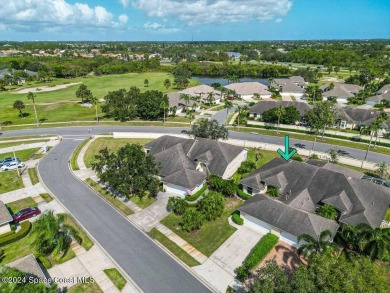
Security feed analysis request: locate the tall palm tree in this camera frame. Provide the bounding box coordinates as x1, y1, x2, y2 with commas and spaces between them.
186, 110, 195, 126
305, 85, 323, 102
27, 92, 39, 126
179, 94, 191, 109
358, 224, 390, 260
160, 100, 168, 124
297, 230, 337, 258
275, 106, 285, 133
223, 98, 233, 125
32, 211, 81, 257
235, 105, 248, 129
90, 96, 99, 124
375, 161, 389, 179
337, 225, 361, 252
13, 100, 25, 118
364, 120, 381, 162
206, 92, 215, 106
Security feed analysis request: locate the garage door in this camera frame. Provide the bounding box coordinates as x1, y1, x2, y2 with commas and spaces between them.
244, 214, 271, 234
165, 183, 187, 196
280, 232, 298, 247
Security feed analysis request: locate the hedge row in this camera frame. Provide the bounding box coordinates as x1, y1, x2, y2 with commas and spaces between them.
235, 233, 279, 281
236, 189, 251, 200
185, 184, 208, 201
232, 212, 243, 225
0, 221, 32, 248
246, 124, 390, 148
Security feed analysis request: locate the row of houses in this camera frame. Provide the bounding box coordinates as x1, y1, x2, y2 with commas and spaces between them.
249, 100, 390, 132
143, 135, 390, 248
0, 68, 38, 85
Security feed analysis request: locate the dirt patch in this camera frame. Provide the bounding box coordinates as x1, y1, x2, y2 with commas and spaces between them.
15, 82, 81, 94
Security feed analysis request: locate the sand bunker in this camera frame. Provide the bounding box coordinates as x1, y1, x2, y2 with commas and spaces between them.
16, 82, 81, 94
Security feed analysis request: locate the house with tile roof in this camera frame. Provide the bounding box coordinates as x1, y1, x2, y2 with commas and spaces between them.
238, 158, 390, 247
224, 82, 271, 101
249, 101, 312, 123
320, 83, 363, 104
271, 76, 307, 99
179, 84, 222, 104
366, 84, 390, 106
336, 107, 389, 132
145, 135, 247, 196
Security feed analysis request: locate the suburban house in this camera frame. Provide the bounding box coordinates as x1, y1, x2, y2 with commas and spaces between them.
336, 107, 389, 133
249, 101, 312, 122
366, 84, 390, 106
7, 254, 49, 286
166, 92, 200, 115
0, 68, 37, 84
179, 84, 222, 104
145, 135, 247, 196
0, 200, 13, 235
271, 76, 307, 99
238, 159, 390, 247
320, 83, 363, 104
224, 82, 271, 101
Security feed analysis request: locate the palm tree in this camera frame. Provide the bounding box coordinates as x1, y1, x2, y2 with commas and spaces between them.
375, 161, 389, 179
358, 224, 390, 260
32, 211, 81, 257
305, 85, 323, 102
297, 230, 337, 258
337, 225, 361, 252
27, 92, 39, 126
223, 98, 233, 125
186, 110, 195, 126
13, 100, 25, 118
373, 112, 389, 147
144, 79, 149, 87
206, 92, 215, 106
164, 78, 171, 90
160, 100, 168, 124
90, 96, 99, 124
275, 106, 285, 133
179, 94, 191, 109
235, 105, 248, 129
364, 121, 381, 162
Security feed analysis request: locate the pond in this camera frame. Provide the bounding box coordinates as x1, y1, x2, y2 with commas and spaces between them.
193, 76, 269, 87
226, 52, 241, 57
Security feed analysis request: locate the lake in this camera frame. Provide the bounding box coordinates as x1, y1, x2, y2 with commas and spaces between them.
193, 76, 269, 87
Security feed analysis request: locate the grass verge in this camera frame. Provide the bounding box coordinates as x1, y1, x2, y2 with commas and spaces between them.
161, 197, 242, 256
61, 213, 94, 251
70, 137, 92, 170
0, 148, 40, 162
0, 170, 24, 194
104, 268, 127, 291
85, 178, 134, 216
40, 193, 53, 203
149, 228, 201, 267
28, 168, 39, 185
130, 195, 156, 209
6, 197, 37, 214
67, 278, 103, 293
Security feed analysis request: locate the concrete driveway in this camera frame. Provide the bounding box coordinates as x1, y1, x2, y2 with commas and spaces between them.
193, 225, 264, 292
128, 192, 172, 232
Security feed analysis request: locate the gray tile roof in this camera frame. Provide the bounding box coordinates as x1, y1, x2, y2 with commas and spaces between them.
366, 92, 390, 103
224, 82, 270, 95
377, 84, 390, 95
339, 107, 385, 126
166, 92, 185, 108
239, 194, 340, 239
250, 101, 312, 116
320, 83, 363, 98
0, 200, 13, 225
272, 77, 306, 94
145, 135, 244, 189
179, 84, 221, 98
7, 254, 47, 281
240, 158, 390, 230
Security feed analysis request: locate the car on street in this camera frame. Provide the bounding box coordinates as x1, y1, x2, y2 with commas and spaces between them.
1, 161, 25, 171
0, 157, 20, 167
12, 207, 41, 222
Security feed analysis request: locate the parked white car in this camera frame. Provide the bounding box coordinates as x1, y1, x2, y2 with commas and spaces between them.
1, 161, 25, 171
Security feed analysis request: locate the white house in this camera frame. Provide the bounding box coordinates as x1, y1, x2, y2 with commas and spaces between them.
179, 84, 222, 104
224, 82, 271, 101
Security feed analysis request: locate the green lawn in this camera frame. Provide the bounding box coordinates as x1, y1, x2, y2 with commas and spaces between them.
103, 268, 127, 291
28, 168, 39, 185
40, 193, 53, 203
0, 148, 39, 162
84, 137, 152, 168
85, 178, 134, 216
67, 278, 103, 293
234, 127, 390, 155
130, 195, 156, 209
149, 228, 201, 267
70, 137, 92, 170
0, 222, 75, 266
0, 139, 48, 149
62, 213, 94, 251
165, 116, 191, 123
0, 135, 53, 141
384, 209, 390, 222
0, 72, 201, 126
161, 197, 242, 256
6, 197, 37, 214
0, 170, 24, 194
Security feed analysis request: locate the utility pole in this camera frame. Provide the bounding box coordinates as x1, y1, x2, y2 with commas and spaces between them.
13, 148, 20, 177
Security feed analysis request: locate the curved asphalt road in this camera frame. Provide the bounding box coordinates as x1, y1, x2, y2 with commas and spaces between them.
0, 124, 389, 293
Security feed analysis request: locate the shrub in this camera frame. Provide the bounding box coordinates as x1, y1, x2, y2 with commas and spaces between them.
185, 184, 208, 201
309, 154, 319, 159
292, 155, 303, 162
236, 188, 251, 200
237, 161, 257, 174
167, 197, 188, 215
181, 210, 204, 232
37, 255, 52, 269
317, 204, 338, 220
235, 233, 279, 281
198, 191, 225, 221
266, 186, 280, 197
0, 221, 32, 247
232, 212, 243, 225
208, 174, 236, 196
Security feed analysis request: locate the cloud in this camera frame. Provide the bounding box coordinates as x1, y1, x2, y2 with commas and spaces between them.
119, 0, 131, 8
0, 0, 128, 32
144, 21, 180, 34
133, 0, 292, 25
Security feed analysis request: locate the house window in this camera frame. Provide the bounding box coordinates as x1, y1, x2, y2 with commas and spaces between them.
247, 187, 253, 195
340, 121, 347, 129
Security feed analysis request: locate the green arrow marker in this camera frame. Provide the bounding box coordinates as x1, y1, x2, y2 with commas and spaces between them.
277, 135, 297, 161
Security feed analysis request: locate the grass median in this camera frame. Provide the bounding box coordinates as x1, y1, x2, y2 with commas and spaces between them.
28, 168, 39, 185
70, 137, 92, 170
103, 268, 127, 291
